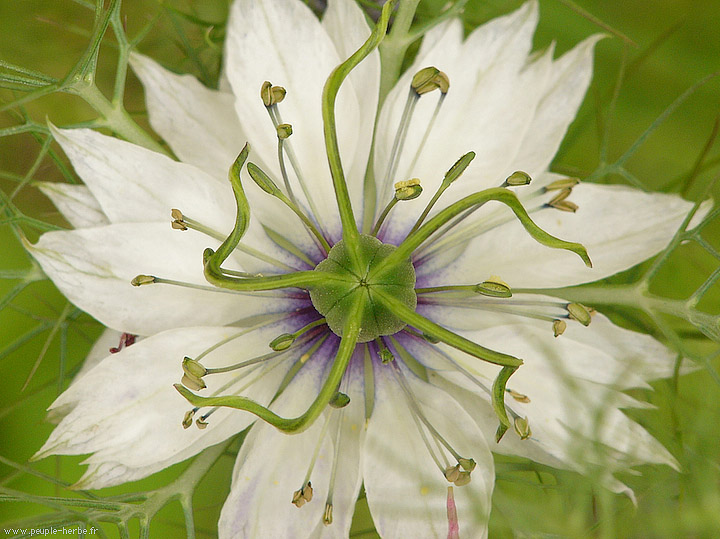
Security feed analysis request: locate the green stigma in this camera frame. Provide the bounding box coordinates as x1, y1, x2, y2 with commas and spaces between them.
309, 235, 416, 343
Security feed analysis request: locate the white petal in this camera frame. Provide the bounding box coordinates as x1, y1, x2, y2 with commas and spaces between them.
364, 364, 493, 538
51, 126, 235, 233
225, 0, 361, 238
426, 183, 707, 288
322, 0, 380, 221
36, 182, 108, 228
219, 360, 334, 538
510, 35, 602, 177
51, 126, 308, 272
374, 2, 544, 240
46, 328, 129, 424
34, 325, 293, 489
130, 53, 245, 180
312, 352, 366, 539
27, 223, 297, 335
432, 318, 678, 470
75, 328, 126, 380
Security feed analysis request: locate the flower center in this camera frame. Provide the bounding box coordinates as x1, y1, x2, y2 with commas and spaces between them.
309, 234, 416, 343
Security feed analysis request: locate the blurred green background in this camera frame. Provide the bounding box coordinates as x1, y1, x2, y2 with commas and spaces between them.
1, 0, 719, 537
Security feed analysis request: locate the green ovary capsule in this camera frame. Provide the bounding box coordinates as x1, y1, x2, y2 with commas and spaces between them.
309, 235, 417, 343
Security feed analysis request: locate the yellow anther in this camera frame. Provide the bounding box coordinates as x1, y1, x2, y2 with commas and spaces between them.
552, 319, 567, 337
181, 373, 206, 391
394, 178, 423, 201
567, 303, 592, 326
182, 410, 195, 429
545, 177, 580, 191
513, 416, 532, 440
507, 389, 531, 403
444, 465, 461, 483
131, 274, 156, 287
412, 67, 450, 95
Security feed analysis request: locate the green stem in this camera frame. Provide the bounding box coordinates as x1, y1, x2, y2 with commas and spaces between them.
517, 284, 720, 342
174, 295, 364, 433
322, 0, 398, 272
378, 0, 421, 105
69, 83, 168, 155
372, 187, 592, 276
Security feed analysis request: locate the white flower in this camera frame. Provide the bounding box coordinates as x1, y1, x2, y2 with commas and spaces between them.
27, 0, 705, 537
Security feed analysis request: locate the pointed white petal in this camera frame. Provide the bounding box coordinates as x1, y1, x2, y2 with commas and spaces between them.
50, 126, 235, 232
130, 53, 244, 180
427, 183, 707, 288
36, 182, 108, 228
225, 0, 361, 238
431, 317, 678, 471
510, 35, 602, 177
47, 328, 130, 424
75, 328, 126, 380
364, 364, 493, 538
219, 360, 334, 538
322, 0, 380, 220
374, 2, 544, 240
27, 224, 296, 335
34, 325, 293, 489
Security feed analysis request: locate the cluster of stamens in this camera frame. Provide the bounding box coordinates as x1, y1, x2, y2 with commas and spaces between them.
128, 6, 595, 521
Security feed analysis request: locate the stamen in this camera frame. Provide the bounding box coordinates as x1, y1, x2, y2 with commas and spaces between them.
324, 378, 349, 526
323, 503, 333, 526
169, 208, 298, 272
276, 123, 297, 203
513, 416, 532, 440
260, 81, 286, 107
371, 178, 423, 236
177, 314, 294, 393
416, 276, 512, 298
404, 67, 449, 178
546, 188, 578, 213
292, 481, 313, 508
552, 319, 567, 337
269, 318, 327, 351
247, 162, 331, 253
261, 82, 328, 237
545, 177, 580, 191
380, 88, 420, 200
203, 349, 286, 376
294, 411, 333, 508
388, 359, 478, 485
400, 328, 530, 440
507, 389, 531, 403
174, 295, 365, 433
182, 409, 197, 429
130, 274, 303, 299
566, 302, 592, 326
181, 373, 205, 391
418, 296, 566, 324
